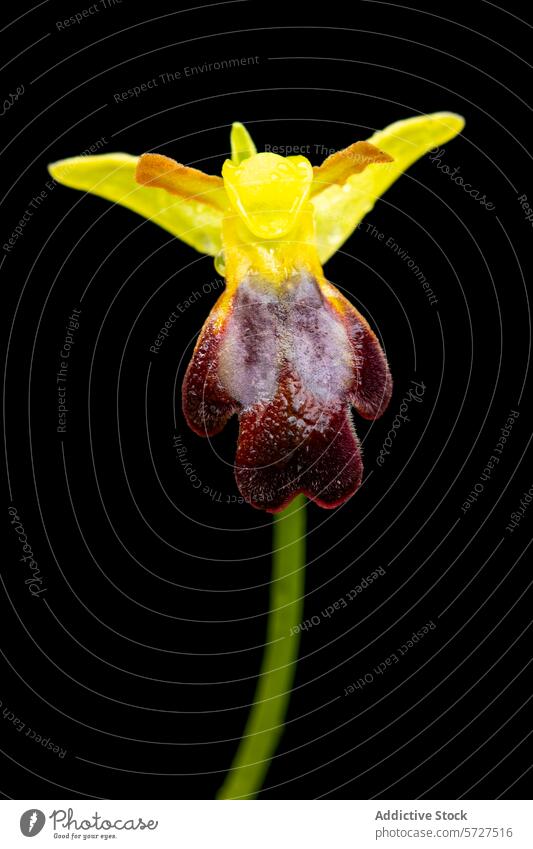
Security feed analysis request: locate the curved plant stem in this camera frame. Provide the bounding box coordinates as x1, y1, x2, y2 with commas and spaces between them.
217, 495, 307, 799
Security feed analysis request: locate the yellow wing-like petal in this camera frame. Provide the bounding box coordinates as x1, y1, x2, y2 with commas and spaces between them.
48, 153, 224, 256
312, 112, 465, 263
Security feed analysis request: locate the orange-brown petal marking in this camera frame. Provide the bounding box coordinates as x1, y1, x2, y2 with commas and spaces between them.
136, 153, 228, 210
310, 141, 393, 197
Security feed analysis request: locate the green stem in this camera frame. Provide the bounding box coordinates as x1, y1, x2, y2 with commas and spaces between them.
217, 495, 307, 799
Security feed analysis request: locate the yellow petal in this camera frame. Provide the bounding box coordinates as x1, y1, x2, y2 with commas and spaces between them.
230, 121, 257, 164
312, 112, 465, 263
48, 152, 224, 256
310, 141, 393, 196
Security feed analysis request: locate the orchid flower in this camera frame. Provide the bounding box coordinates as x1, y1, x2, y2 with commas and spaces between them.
49, 113, 464, 512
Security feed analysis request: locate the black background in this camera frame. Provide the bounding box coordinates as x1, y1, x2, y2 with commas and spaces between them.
1, 0, 532, 800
